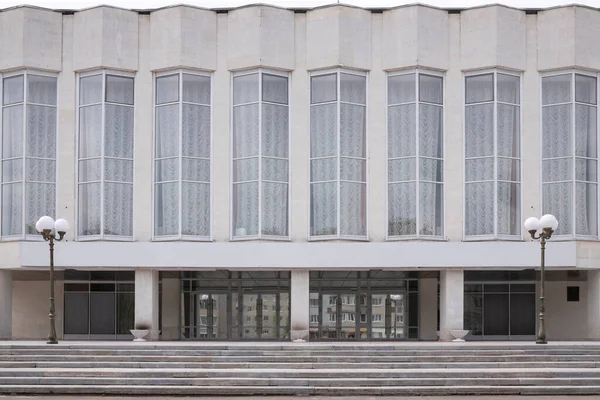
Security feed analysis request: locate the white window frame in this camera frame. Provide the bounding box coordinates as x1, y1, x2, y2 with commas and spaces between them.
75, 69, 136, 241
310, 314, 319, 323
230, 68, 291, 241
385, 68, 445, 241
0, 69, 59, 241
308, 68, 369, 241
540, 69, 600, 240
463, 69, 523, 241
152, 69, 213, 241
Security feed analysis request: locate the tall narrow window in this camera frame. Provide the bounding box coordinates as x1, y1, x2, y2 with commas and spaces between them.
1, 72, 57, 238
542, 72, 598, 237
464, 71, 521, 238
387, 71, 444, 238
310, 70, 367, 239
232, 70, 289, 239
154, 71, 211, 239
77, 71, 134, 239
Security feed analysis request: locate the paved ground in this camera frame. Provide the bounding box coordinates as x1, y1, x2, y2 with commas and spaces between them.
1, 397, 598, 399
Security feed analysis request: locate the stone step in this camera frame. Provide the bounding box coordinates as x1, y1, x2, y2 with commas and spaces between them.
0, 384, 599, 396
2, 376, 600, 387
1, 360, 599, 369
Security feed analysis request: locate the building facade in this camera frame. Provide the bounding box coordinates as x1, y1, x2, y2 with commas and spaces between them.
1, 3, 600, 341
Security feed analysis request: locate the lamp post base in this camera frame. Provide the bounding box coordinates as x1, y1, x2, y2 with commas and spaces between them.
536, 338, 547, 344
47, 339, 58, 345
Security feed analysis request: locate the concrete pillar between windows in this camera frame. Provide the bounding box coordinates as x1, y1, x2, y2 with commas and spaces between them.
0, 270, 12, 339
439, 269, 464, 341
419, 277, 438, 341
290, 269, 310, 341
161, 278, 180, 340
588, 270, 600, 339
135, 269, 159, 340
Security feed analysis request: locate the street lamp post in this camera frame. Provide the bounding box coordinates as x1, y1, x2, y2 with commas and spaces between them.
524, 214, 559, 345
35, 216, 69, 345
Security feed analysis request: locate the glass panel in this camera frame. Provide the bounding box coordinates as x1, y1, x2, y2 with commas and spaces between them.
542, 74, 571, 105
1, 182, 22, 236
543, 158, 572, 182
510, 293, 536, 335
310, 103, 337, 158
279, 293, 290, 339
233, 104, 259, 158
310, 182, 337, 236
576, 182, 598, 236
497, 74, 519, 104
388, 73, 415, 104
28, 75, 57, 106
419, 104, 443, 158
575, 74, 597, 105
262, 182, 288, 236
466, 74, 493, 104
419, 74, 443, 104
543, 182, 572, 235
106, 75, 134, 105
497, 104, 520, 157
78, 105, 102, 159
388, 182, 416, 236
419, 158, 443, 182
182, 104, 211, 158
311, 74, 336, 104
233, 158, 258, 182
576, 158, 597, 182
483, 293, 509, 335
340, 73, 366, 104
116, 293, 135, 335
25, 182, 55, 235
420, 182, 443, 236
26, 105, 56, 159
233, 73, 259, 105
575, 104, 597, 158
79, 75, 102, 105
2, 159, 23, 183
78, 183, 101, 236
182, 74, 210, 105
340, 182, 366, 236
389, 158, 416, 182
465, 182, 494, 236
3, 105, 23, 158
340, 157, 365, 182
388, 104, 417, 159
90, 292, 116, 334
182, 182, 210, 236
465, 104, 494, 158
408, 292, 418, 333
464, 293, 482, 335
242, 294, 260, 339
340, 103, 366, 157
154, 182, 179, 236
64, 293, 89, 334
311, 158, 337, 182
465, 157, 494, 182
262, 158, 288, 182
497, 158, 520, 181
105, 104, 134, 158
156, 74, 179, 104
182, 158, 210, 182
233, 182, 259, 237
155, 158, 179, 182
3, 75, 24, 105
105, 158, 133, 182
497, 182, 520, 236
104, 183, 133, 236
262, 103, 288, 158
262, 74, 288, 104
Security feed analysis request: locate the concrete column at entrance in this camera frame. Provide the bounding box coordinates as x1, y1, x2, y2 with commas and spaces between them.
0, 270, 12, 339
291, 270, 310, 340
161, 278, 180, 340
439, 270, 464, 341
135, 269, 159, 340
419, 277, 438, 341
588, 270, 600, 339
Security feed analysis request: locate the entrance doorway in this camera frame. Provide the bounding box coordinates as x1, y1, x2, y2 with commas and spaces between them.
309, 271, 417, 340
181, 271, 290, 340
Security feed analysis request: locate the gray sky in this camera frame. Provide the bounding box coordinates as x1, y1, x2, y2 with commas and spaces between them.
0, 0, 598, 9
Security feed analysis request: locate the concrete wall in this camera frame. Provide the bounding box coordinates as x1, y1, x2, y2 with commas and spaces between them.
161, 278, 180, 340
544, 280, 588, 340
12, 280, 63, 340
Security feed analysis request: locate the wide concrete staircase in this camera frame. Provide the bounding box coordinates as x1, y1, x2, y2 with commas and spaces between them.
1, 342, 600, 395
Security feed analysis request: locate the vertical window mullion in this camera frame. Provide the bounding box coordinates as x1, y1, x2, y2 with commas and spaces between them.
178, 71, 183, 238
415, 71, 420, 238
100, 72, 106, 238
572, 72, 577, 236
21, 73, 27, 238
258, 71, 263, 238
337, 71, 341, 238
493, 71, 498, 237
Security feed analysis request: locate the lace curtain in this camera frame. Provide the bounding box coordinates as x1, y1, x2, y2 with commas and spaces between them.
232, 72, 289, 238
465, 73, 520, 237
388, 73, 443, 237
154, 73, 211, 238
1, 74, 57, 237
78, 73, 133, 237
542, 74, 598, 236
310, 72, 366, 237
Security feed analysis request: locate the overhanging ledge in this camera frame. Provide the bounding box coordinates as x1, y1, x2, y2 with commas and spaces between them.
18, 241, 577, 269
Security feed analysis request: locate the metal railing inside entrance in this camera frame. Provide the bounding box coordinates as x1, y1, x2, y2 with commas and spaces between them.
180, 271, 290, 340
309, 271, 419, 340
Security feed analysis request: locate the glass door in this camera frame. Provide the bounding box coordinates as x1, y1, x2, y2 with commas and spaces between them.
371, 292, 405, 339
